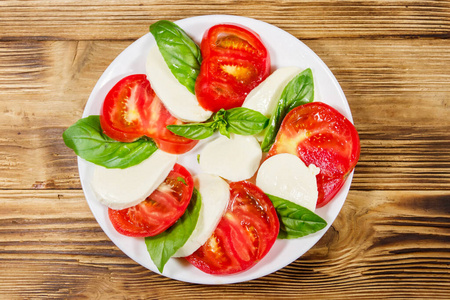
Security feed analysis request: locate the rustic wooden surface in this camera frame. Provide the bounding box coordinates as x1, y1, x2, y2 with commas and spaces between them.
1, 0, 449, 298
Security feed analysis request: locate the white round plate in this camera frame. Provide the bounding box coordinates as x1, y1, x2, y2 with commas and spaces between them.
78, 15, 354, 285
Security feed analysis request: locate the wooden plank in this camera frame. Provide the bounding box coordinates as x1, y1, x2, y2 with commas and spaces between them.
2, 0, 448, 298
0, 190, 448, 298
352, 125, 450, 190
0, 38, 449, 190
2, 38, 448, 125
0, 40, 129, 189
309, 39, 450, 127
0, 1, 449, 40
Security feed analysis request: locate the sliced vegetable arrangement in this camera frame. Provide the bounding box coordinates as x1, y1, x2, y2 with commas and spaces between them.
99, 74, 199, 154
186, 181, 279, 274
63, 19, 360, 277
268, 102, 360, 207
108, 163, 194, 237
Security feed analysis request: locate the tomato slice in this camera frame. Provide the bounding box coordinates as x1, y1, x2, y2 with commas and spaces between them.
100, 74, 198, 154
195, 24, 270, 112
268, 102, 360, 208
108, 163, 194, 237
200, 24, 270, 61
195, 56, 264, 111
144, 93, 199, 154
153, 137, 197, 155
100, 74, 152, 142
186, 181, 279, 275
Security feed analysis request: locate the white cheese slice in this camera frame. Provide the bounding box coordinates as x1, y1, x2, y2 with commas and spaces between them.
173, 173, 229, 257
91, 150, 177, 210
146, 46, 212, 122
242, 66, 302, 118
199, 134, 262, 181
256, 153, 320, 211
242, 66, 301, 141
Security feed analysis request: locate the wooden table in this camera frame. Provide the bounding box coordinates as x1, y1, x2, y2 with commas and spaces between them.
1, 1, 449, 298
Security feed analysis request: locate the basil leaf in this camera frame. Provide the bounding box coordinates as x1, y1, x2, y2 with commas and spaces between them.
150, 20, 202, 94
177, 177, 187, 186
62, 115, 157, 169
212, 109, 229, 137
226, 107, 269, 135
218, 122, 230, 138
213, 108, 227, 123
261, 68, 314, 152
167, 122, 215, 140
145, 188, 202, 273
166, 108, 268, 140
267, 194, 327, 239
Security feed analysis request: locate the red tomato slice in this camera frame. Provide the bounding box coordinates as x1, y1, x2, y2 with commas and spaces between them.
186, 181, 279, 275
153, 137, 197, 155
108, 163, 194, 237
100, 74, 152, 142
200, 24, 269, 61
100, 74, 198, 154
195, 24, 270, 112
195, 56, 264, 111
144, 93, 199, 154
268, 102, 360, 208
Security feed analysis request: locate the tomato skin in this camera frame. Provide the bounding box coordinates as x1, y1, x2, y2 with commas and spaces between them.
108, 164, 194, 237
268, 102, 360, 208
186, 181, 279, 275
153, 137, 197, 155
195, 24, 270, 112
100, 74, 198, 154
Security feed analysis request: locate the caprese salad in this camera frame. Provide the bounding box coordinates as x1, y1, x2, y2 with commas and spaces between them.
63, 20, 360, 276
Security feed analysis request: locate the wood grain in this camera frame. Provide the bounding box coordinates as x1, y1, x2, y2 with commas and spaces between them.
0, 190, 448, 298
0, 39, 448, 190
0, 0, 449, 298
0, 1, 449, 40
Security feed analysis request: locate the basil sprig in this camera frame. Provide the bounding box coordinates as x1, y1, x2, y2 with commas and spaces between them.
62, 115, 157, 169
150, 20, 202, 94
261, 68, 314, 152
167, 107, 269, 140
267, 194, 327, 239
145, 188, 202, 273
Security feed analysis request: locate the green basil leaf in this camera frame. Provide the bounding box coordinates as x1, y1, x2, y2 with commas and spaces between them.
167, 107, 268, 140
218, 122, 230, 138
177, 177, 187, 186
261, 68, 314, 152
226, 107, 269, 135
166, 122, 215, 140
62, 115, 157, 169
213, 109, 227, 123
145, 188, 202, 273
150, 20, 202, 94
267, 194, 327, 239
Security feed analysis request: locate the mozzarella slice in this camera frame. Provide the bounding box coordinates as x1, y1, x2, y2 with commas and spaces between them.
173, 174, 229, 257
256, 153, 320, 211
199, 134, 262, 181
146, 46, 212, 122
91, 150, 177, 209
242, 66, 302, 117
242, 66, 301, 141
